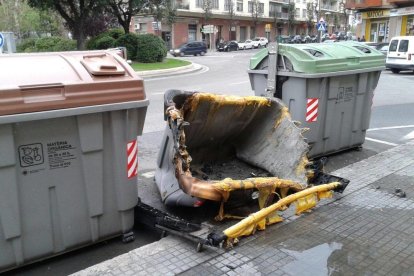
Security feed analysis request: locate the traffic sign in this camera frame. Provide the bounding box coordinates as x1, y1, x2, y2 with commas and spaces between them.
202, 25, 214, 34
0, 32, 4, 48
317, 24, 326, 32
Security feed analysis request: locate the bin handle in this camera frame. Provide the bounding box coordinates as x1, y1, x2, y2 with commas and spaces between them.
19, 83, 64, 90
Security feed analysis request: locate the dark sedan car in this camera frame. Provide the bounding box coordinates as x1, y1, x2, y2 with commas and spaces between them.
217, 40, 239, 52
169, 41, 207, 57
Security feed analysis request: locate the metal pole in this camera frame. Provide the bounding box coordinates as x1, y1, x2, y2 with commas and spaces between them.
318, 0, 321, 42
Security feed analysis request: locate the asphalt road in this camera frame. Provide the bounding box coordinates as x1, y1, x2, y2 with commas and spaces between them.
10, 49, 414, 275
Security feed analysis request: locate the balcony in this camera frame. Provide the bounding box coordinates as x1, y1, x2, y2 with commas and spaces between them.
269, 11, 289, 19
345, 0, 383, 9
174, 0, 190, 10
388, 0, 414, 6
321, 4, 339, 11
270, 0, 290, 4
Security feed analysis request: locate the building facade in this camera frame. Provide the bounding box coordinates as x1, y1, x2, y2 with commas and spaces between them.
131, 0, 347, 48
346, 0, 414, 42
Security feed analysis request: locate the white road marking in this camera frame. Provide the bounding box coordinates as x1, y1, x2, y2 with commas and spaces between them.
367, 125, 414, 131
141, 171, 155, 178
365, 137, 398, 146
402, 130, 414, 140
229, 81, 249, 85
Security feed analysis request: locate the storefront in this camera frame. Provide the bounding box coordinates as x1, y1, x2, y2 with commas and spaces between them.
390, 6, 414, 36
362, 9, 390, 43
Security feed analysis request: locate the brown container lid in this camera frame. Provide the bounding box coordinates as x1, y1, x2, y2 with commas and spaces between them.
0, 50, 146, 116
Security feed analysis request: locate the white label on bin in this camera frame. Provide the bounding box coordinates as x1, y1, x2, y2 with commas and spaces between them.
47, 141, 77, 170
306, 98, 319, 122
127, 139, 138, 179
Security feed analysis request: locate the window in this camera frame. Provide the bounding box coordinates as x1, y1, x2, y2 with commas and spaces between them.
248, 1, 263, 13
295, 8, 300, 18
302, 9, 306, 18
136, 23, 147, 34
197, 0, 218, 9
398, 40, 409, 52
225, 0, 232, 11
389, 40, 398, 52
269, 3, 281, 17
237, 0, 243, 11
212, 0, 219, 9
259, 3, 264, 13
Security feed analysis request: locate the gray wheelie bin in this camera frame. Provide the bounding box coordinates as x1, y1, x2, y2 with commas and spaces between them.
248, 41, 385, 157
0, 50, 148, 272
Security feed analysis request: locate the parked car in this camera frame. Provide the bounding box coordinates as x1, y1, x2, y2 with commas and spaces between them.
238, 39, 253, 50
169, 41, 207, 57
386, 36, 414, 73
217, 40, 239, 52
364, 42, 389, 56
251, 37, 268, 48
275, 35, 291, 43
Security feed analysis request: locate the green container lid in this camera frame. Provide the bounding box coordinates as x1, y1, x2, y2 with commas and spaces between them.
249, 41, 385, 74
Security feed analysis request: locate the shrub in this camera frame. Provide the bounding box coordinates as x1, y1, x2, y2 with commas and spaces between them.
116, 33, 140, 60
34, 37, 62, 52
95, 36, 116, 49
52, 38, 77, 51
19, 37, 76, 52
107, 28, 124, 40
17, 38, 36, 53
87, 28, 125, 50
136, 34, 167, 63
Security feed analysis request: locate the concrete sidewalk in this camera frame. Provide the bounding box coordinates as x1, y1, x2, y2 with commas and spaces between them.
74, 141, 414, 276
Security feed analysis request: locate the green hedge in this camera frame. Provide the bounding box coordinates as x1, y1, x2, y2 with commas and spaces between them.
115, 33, 140, 60
135, 34, 167, 63
17, 37, 76, 52
87, 28, 124, 50
87, 31, 168, 62
95, 36, 116, 49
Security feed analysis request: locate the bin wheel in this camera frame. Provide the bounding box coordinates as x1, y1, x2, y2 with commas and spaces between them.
122, 231, 135, 243
196, 243, 203, 252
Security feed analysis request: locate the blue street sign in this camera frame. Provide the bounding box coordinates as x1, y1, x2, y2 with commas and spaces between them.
317, 24, 326, 32
316, 22, 327, 32
0, 33, 4, 48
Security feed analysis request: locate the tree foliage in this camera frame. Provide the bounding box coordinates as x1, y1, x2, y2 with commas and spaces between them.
202, 0, 213, 24
107, 0, 149, 34
28, 0, 105, 49
306, 2, 315, 34
225, 0, 235, 38
287, 2, 295, 35
250, 0, 263, 37
0, 0, 64, 38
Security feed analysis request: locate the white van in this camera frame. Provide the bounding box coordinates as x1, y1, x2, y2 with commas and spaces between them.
386, 36, 414, 73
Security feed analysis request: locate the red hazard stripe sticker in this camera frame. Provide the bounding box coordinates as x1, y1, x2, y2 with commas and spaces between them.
127, 139, 138, 179
306, 98, 319, 122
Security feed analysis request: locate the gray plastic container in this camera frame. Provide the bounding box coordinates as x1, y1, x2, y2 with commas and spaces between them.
0, 50, 148, 272
248, 42, 385, 157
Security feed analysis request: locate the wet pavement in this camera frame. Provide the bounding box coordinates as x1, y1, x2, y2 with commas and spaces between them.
74, 141, 414, 275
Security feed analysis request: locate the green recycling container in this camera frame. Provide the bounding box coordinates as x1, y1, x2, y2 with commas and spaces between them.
248, 41, 385, 157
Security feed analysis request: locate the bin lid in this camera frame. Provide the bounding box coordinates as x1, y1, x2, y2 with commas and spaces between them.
0, 50, 146, 116
249, 41, 385, 74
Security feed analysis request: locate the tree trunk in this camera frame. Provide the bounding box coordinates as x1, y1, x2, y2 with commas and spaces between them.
72, 21, 86, 50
